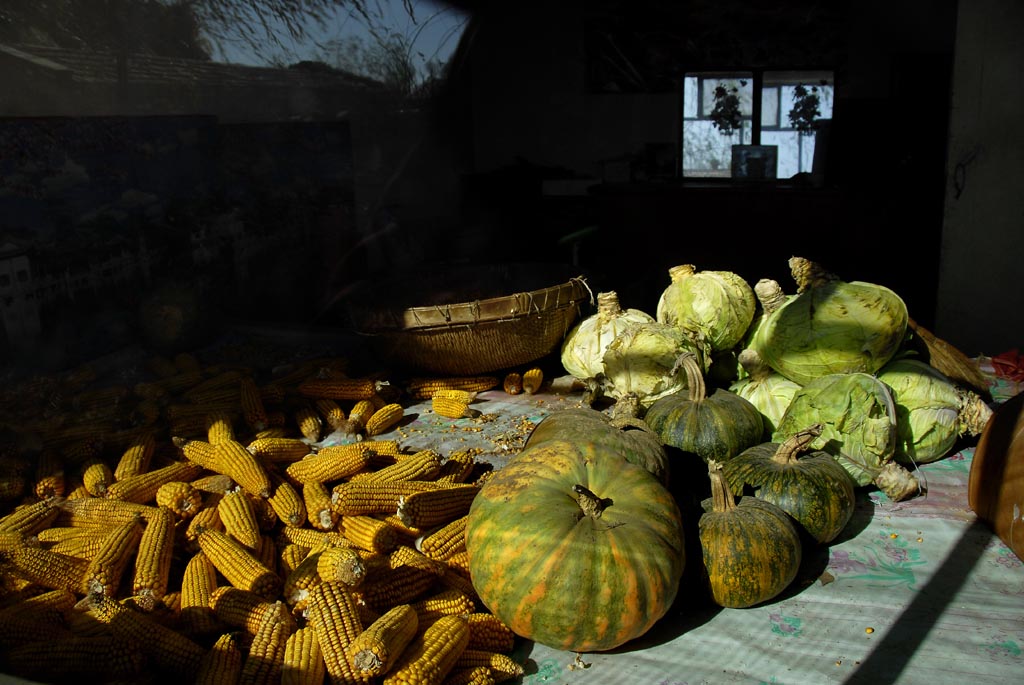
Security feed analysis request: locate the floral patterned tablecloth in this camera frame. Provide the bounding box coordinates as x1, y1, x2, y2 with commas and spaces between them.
381, 364, 1024, 685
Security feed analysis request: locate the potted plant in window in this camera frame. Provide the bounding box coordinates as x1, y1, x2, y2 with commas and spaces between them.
788, 81, 827, 134
710, 81, 744, 135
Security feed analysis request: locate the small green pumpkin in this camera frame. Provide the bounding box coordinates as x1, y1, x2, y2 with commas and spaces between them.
721, 424, 857, 543
699, 461, 802, 608
524, 407, 671, 486
465, 439, 685, 652
644, 353, 764, 464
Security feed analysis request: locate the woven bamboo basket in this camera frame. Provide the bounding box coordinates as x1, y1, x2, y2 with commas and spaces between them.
348, 263, 591, 375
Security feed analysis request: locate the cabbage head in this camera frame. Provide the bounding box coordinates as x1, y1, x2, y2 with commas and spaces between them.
561, 291, 654, 381
729, 349, 802, 436
601, 321, 704, 407
877, 358, 962, 464
773, 372, 898, 488
656, 265, 755, 353
755, 279, 908, 385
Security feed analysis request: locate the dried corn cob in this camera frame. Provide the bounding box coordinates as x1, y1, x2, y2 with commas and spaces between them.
179, 551, 221, 637
432, 395, 481, 419
240, 376, 270, 432
412, 588, 476, 624
465, 613, 516, 652
502, 372, 523, 395
105, 460, 204, 504
210, 585, 293, 635
285, 442, 373, 484
240, 600, 293, 685
418, 515, 468, 560
430, 388, 478, 404
216, 439, 273, 499
293, 404, 323, 442
284, 547, 325, 612
0, 544, 89, 592
452, 650, 524, 682
314, 398, 347, 432
346, 398, 377, 434
248, 436, 312, 462
53, 496, 158, 528
302, 480, 337, 531
132, 505, 175, 608
304, 581, 367, 684
360, 449, 443, 484
81, 515, 144, 596
522, 367, 544, 395
348, 603, 419, 677
0, 497, 60, 535
340, 515, 399, 553
195, 632, 244, 685
279, 542, 308, 578
268, 478, 306, 528
81, 457, 113, 497
191, 472, 236, 494
205, 409, 236, 444
382, 613, 470, 685
316, 543, 367, 587
156, 480, 203, 518
218, 488, 263, 550
184, 504, 223, 547
396, 484, 480, 529
445, 550, 472, 579
405, 376, 499, 401
3, 634, 145, 682
276, 526, 346, 552
444, 666, 496, 685
282, 625, 327, 685
297, 377, 386, 401
33, 451, 66, 499
331, 480, 444, 516
45, 527, 110, 558
365, 402, 404, 437
196, 526, 282, 599
353, 564, 439, 614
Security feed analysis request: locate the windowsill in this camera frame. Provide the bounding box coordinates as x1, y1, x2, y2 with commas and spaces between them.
586, 176, 837, 195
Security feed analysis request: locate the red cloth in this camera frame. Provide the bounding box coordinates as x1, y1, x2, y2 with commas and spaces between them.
991, 348, 1024, 382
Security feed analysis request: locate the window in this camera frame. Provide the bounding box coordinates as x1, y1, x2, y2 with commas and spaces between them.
682, 70, 834, 179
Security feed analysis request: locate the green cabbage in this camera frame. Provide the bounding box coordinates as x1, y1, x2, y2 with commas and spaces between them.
729, 349, 802, 435
656, 265, 755, 353
773, 372, 918, 500
601, 321, 704, 407
561, 291, 654, 381
755, 263, 908, 386
877, 358, 967, 464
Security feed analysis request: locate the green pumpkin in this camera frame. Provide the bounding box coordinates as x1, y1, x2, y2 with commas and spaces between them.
644, 354, 764, 464
524, 407, 671, 486
699, 461, 802, 608
721, 424, 857, 543
465, 439, 685, 652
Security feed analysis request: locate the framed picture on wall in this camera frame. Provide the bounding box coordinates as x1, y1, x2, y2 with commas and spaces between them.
731, 145, 778, 180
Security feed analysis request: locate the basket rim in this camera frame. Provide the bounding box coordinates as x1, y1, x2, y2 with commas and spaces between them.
351, 275, 591, 333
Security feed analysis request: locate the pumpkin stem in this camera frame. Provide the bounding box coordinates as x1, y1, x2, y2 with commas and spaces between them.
773, 424, 824, 464
707, 460, 736, 513
674, 352, 705, 403
573, 484, 608, 519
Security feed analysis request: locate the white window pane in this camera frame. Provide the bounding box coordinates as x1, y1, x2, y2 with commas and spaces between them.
683, 119, 742, 177
683, 77, 699, 118
761, 87, 779, 127
781, 84, 834, 129
801, 134, 817, 173
762, 130, 801, 179
700, 76, 753, 117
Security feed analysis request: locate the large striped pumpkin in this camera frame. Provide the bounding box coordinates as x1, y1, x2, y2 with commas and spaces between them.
465, 439, 685, 652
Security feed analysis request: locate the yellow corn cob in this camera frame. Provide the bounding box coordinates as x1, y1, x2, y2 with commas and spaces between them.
388, 544, 446, 576
522, 367, 544, 395
197, 526, 282, 599
316, 543, 367, 587
502, 372, 523, 395
445, 550, 472, 579
365, 402, 405, 437
436, 568, 479, 602
297, 377, 385, 401
396, 484, 480, 529
182, 369, 245, 403
343, 398, 375, 435
205, 409, 236, 445
279, 542, 308, 578
276, 525, 347, 553
361, 449, 443, 484
411, 588, 476, 624
331, 480, 444, 517
257, 532, 278, 572
286, 442, 373, 484
0, 589, 76, 646
251, 492, 280, 531
268, 478, 306, 528
284, 547, 324, 612
304, 581, 368, 684
65, 482, 91, 500
419, 515, 468, 560
88, 593, 207, 677
253, 426, 290, 440
282, 625, 327, 685
430, 388, 478, 404
248, 436, 313, 463
45, 527, 110, 558
239, 376, 270, 432
53, 496, 158, 528
435, 450, 478, 485
80, 457, 113, 497
213, 439, 272, 499
340, 515, 400, 553
293, 405, 323, 442
382, 613, 470, 685
432, 396, 481, 419
33, 451, 66, 499
240, 600, 293, 685
105, 460, 204, 504
131, 505, 175, 608
465, 613, 516, 652
194, 632, 244, 685
405, 376, 499, 401
380, 513, 424, 548
184, 504, 223, 546
156, 480, 204, 518
210, 585, 296, 635
302, 480, 338, 531
81, 515, 144, 596
3, 635, 145, 682
452, 650, 524, 682
314, 398, 347, 432
348, 603, 419, 677
191, 472, 236, 494
0, 496, 60, 535
218, 488, 263, 550
179, 551, 221, 637
444, 666, 496, 685
353, 564, 439, 614
0, 544, 88, 593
